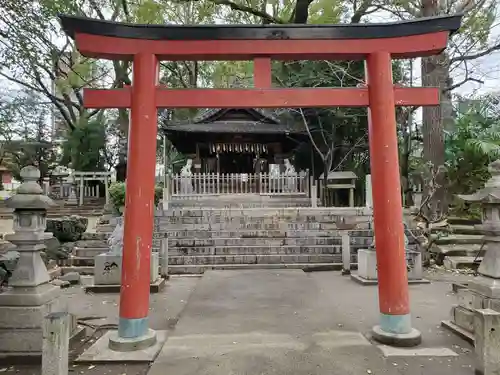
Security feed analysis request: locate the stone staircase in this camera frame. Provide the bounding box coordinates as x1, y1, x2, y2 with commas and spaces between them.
430, 217, 484, 270
59, 206, 375, 275
0, 198, 105, 219
154, 207, 373, 274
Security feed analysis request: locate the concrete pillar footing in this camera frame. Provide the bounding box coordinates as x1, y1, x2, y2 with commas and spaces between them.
371, 325, 422, 347
108, 329, 157, 352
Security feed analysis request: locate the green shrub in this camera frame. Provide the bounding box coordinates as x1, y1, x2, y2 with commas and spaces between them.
108, 182, 163, 212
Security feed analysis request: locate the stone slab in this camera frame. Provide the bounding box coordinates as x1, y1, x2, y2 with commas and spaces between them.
441, 320, 475, 345
350, 274, 430, 285
84, 277, 166, 294
76, 330, 167, 363
94, 252, 159, 285
377, 345, 458, 357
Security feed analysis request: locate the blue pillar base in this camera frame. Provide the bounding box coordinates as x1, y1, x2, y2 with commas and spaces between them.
372, 324, 421, 347
118, 317, 149, 338
108, 328, 157, 352
107, 317, 156, 352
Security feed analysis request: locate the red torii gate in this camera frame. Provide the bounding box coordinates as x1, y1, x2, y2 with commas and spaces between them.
60, 14, 462, 350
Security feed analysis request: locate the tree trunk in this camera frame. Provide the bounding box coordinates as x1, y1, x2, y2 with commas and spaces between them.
420, 0, 450, 219
421, 52, 449, 219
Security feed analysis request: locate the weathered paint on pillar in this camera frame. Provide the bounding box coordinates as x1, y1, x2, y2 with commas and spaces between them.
119, 52, 159, 339
366, 52, 411, 334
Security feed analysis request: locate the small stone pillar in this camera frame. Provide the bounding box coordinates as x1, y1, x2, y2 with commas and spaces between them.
474, 309, 500, 375
42, 312, 70, 375
365, 174, 373, 208
79, 175, 84, 206
443, 160, 500, 341
335, 218, 358, 276
0, 166, 63, 358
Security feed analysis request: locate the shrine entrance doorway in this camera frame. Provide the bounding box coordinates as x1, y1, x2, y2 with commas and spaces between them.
60, 13, 462, 349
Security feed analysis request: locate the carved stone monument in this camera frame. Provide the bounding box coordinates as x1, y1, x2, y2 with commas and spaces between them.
0, 166, 65, 359
88, 215, 163, 293
442, 159, 500, 343
351, 221, 428, 285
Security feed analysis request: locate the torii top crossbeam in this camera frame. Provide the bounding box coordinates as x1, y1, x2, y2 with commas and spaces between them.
58, 14, 461, 109
60, 14, 461, 60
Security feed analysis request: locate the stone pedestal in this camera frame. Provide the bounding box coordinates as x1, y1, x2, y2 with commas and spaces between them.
94, 252, 159, 285
0, 166, 65, 360
85, 252, 164, 293
442, 160, 500, 343
351, 249, 429, 285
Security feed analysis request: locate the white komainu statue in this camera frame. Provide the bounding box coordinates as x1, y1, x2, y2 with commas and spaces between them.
107, 216, 124, 255
180, 159, 193, 194
283, 158, 297, 192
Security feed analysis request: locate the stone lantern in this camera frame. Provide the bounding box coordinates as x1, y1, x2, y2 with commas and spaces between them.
0, 166, 63, 358
443, 159, 500, 342
457, 159, 500, 296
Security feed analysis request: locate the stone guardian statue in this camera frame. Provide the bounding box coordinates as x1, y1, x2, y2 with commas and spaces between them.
180, 159, 193, 194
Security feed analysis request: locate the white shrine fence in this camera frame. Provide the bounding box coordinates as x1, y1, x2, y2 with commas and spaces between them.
167, 171, 310, 197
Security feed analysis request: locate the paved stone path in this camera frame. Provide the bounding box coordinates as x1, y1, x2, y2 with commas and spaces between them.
148, 270, 475, 375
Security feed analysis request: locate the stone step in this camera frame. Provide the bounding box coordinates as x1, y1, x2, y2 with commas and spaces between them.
159, 215, 370, 224
162, 207, 371, 216
168, 262, 351, 274
430, 243, 484, 256
162, 229, 371, 239
166, 237, 372, 247
447, 217, 481, 226
169, 245, 352, 256
74, 247, 108, 257
170, 253, 343, 265
157, 222, 357, 231
449, 225, 481, 235
60, 262, 359, 275
82, 232, 109, 241
433, 234, 484, 245
443, 256, 482, 270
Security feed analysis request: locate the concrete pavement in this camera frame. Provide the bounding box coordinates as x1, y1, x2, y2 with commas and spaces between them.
148, 270, 476, 375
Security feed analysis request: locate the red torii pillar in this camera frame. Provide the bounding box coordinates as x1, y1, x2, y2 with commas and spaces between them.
59, 14, 462, 349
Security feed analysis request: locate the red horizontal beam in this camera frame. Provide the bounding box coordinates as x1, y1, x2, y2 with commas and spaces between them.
83, 87, 439, 109
75, 32, 449, 61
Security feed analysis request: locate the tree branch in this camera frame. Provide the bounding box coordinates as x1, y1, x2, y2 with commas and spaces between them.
178, 0, 285, 24
350, 0, 374, 23
450, 42, 500, 64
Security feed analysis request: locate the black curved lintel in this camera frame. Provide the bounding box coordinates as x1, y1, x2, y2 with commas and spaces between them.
59, 14, 463, 41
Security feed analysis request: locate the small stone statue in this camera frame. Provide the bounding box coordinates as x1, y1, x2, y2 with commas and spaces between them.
284, 158, 296, 175
180, 159, 193, 176
107, 216, 124, 255
284, 158, 297, 192
180, 159, 193, 194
